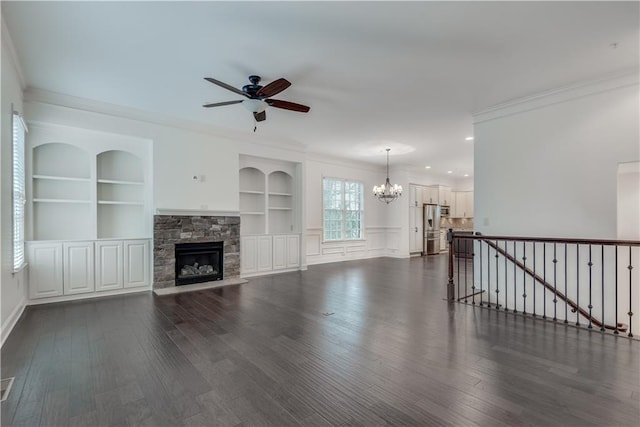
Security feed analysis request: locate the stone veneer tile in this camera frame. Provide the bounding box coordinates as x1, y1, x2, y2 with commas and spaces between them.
153, 215, 240, 289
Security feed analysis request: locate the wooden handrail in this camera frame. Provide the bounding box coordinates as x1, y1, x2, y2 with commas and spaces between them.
477, 235, 628, 332
452, 233, 640, 247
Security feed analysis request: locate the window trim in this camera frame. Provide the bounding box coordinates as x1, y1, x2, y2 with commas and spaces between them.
12, 110, 27, 273
321, 176, 365, 242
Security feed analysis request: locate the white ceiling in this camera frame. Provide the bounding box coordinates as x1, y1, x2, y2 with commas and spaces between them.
3, 1, 638, 179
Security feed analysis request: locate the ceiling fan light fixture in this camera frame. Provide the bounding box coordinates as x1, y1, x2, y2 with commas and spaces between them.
243, 99, 267, 113
373, 148, 402, 204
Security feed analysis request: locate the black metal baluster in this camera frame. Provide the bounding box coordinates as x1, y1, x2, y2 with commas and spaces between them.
464, 239, 468, 302
553, 243, 558, 322
479, 241, 484, 306
522, 242, 527, 315
576, 244, 580, 327
504, 240, 508, 312
495, 240, 500, 309
513, 242, 517, 313
564, 244, 568, 324
471, 239, 476, 305
601, 245, 605, 332
457, 235, 460, 301
588, 244, 593, 329
533, 243, 537, 317
487, 241, 491, 308
614, 246, 618, 334
543, 243, 546, 319
629, 246, 634, 338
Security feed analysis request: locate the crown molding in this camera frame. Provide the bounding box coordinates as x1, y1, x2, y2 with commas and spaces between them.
23, 87, 308, 153
474, 70, 639, 124
1, 16, 27, 89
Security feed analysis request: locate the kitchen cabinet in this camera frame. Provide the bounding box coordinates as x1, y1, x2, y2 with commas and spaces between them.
438, 186, 453, 206
453, 191, 474, 218
422, 186, 439, 204
409, 205, 423, 253
408, 184, 423, 207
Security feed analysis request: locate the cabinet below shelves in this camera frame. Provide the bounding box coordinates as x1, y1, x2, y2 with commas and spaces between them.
27, 239, 150, 300
240, 234, 300, 276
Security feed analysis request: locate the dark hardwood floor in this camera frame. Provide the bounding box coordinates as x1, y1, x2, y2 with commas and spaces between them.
2, 255, 639, 426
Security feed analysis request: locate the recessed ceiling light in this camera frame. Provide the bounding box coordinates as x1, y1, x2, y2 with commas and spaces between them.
464, 174, 469, 177
465, 137, 474, 141
447, 171, 453, 174
425, 166, 431, 169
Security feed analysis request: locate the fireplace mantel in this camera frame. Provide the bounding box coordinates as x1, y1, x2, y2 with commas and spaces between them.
154, 208, 240, 217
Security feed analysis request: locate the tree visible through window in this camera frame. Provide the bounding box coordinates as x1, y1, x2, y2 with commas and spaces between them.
323, 178, 363, 241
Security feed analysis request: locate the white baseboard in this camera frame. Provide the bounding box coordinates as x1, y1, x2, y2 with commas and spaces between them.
1, 298, 26, 348
27, 286, 151, 306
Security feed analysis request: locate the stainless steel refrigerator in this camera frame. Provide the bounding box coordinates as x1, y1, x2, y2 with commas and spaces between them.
423, 204, 441, 255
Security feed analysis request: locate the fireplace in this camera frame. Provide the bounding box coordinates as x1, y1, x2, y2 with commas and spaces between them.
174, 241, 223, 285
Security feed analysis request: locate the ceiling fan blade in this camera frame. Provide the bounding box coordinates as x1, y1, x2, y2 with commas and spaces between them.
257, 78, 291, 98
266, 99, 310, 113
204, 77, 248, 97
254, 110, 266, 122
202, 100, 243, 108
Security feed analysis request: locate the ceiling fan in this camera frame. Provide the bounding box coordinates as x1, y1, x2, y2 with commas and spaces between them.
203, 75, 310, 125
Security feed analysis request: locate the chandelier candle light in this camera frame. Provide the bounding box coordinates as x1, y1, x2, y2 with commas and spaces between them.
373, 148, 403, 203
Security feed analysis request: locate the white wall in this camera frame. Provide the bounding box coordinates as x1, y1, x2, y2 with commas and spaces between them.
474, 74, 639, 239
1, 19, 27, 344
305, 153, 403, 264
617, 161, 640, 240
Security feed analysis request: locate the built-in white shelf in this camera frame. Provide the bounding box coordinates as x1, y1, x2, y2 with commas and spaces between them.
98, 200, 145, 206
240, 190, 265, 195
33, 175, 91, 182
97, 179, 144, 186
240, 211, 265, 215
33, 198, 91, 204
269, 207, 292, 211
268, 192, 292, 197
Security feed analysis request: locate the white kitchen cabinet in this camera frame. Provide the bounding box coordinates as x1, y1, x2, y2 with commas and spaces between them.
63, 241, 95, 295
453, 191, 474, 218
440, 230, 448, 252
438, 186, 453, 206
123, 239, 149, 288
422, 186, 439, 204
95, 241, 123, 292
409, 206, 424, 253
408, 184, 423, 207
27, 242, 63, 299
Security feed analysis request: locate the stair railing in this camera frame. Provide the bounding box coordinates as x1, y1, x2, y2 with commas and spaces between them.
447, 230, 640, 337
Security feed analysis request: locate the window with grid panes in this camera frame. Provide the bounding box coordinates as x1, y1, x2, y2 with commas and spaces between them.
323, 178, 363, 241
12, 112, 26, 271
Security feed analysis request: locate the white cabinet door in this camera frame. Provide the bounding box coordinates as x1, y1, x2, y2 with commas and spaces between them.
439, 186, 452, 206
408, 184, 422, 207
273, 235, 287, 270
286, 235, 300, 268
423, 186, 438, 204
95, 241, 123, 292
465, 192, 474, 218
123, 239, 149, 288
240, 236, 258, 274
257, 236, 273, 272
63, 241, 95, 295
409, 206, 423, 253
27, 242, 63, 299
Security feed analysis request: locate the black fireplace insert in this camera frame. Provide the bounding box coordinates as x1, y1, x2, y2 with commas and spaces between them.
174, 241, 223, 285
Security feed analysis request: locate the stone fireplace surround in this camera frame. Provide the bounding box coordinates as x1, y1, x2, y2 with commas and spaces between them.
153, 214, 240, 289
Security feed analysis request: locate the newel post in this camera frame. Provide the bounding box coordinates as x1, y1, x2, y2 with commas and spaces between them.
447, 228, 455, 302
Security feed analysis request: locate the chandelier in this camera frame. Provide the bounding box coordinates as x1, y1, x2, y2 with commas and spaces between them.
373, 148, 402, 203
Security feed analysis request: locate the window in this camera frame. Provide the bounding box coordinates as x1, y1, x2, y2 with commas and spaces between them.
12, 112, 26, 271
323, 177, 364, 241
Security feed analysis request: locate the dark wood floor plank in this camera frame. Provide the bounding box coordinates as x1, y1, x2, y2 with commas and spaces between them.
2, 255, 639, 426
